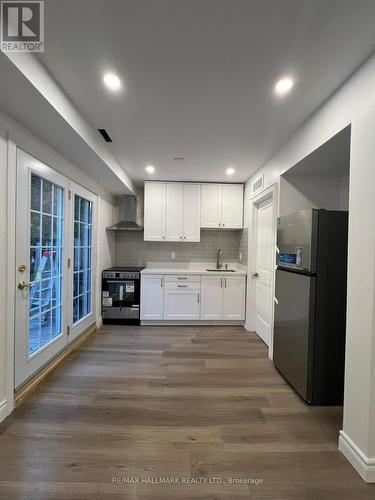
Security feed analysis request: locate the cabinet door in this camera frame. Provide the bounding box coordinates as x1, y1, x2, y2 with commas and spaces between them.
141, 275, 164, 320
183, 184, 201, 242
164, 289, 200, 320
222, 276, 246, 320
200, 276, 223, 319
144, 182, 167, 241
166, 183, 184, 241
221, 185, 243, 228
201, 184, 222, 228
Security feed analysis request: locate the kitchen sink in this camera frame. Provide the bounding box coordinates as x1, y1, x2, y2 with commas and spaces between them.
206, 269, 236, 272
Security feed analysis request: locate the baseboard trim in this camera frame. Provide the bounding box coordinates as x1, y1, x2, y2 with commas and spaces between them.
141, 320, 245, 326
0, 398, 10, 423
96, 316, 103, 329
339, 431, 375, 482
14, 323, 97, 408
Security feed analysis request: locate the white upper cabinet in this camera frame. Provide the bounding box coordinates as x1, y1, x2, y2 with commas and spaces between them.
144, 182, 243, 241
222, 184, 243, 228
201, 184, 243, 229
201, 184, 222, 228
183, 184, 201, 242
144, 182, 201, 242
166, 183, 184, 241
144, 182, 167, 241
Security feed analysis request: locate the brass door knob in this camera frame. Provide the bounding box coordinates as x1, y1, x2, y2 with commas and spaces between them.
18, 281, 30, 290
18, 264, 27, 273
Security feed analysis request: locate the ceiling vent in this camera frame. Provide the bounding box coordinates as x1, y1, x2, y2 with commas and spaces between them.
251, 174, 264, 195
98, 128, 113, 143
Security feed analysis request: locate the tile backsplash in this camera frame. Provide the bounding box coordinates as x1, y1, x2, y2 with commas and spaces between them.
115, 229, 248, 267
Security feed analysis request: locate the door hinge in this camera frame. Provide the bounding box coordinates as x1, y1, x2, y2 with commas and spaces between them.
68, 190, 72, 200
67, 325, 71, 336
67, 258, 71, 268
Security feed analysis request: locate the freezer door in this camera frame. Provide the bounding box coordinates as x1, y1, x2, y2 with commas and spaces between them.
277, 209, 318, 273
274, 268, 316, 402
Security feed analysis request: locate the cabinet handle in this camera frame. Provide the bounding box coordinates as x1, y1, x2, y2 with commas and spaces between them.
184, 236, 187, 240
177, 284, 188, 288
222, 222, 225, 227
220, 277, 223, 288
177, 277, 188, 280
219, 222, 221, 227
197, 293, 200, 303
225, 277, 227, 288
180, 236, 183, 239
160, 277, 163, 287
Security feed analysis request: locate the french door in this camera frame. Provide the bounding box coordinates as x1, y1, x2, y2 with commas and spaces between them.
68, 182, 97, 343
15, 150, 97, 388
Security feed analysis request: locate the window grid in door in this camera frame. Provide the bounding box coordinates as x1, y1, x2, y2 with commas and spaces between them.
73, 195, 92, 323
29, 173, 64, 355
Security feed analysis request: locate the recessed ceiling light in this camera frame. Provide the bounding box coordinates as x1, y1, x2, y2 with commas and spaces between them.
103, 73, 122, 92
274, 77, 294, 96
226, 167, 235, 176
145, 165, 155, 174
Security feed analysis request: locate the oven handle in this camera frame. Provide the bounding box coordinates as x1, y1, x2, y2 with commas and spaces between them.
105, 280, 137, 283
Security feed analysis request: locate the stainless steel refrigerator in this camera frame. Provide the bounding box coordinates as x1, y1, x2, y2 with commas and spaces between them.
274, 209, 348, 404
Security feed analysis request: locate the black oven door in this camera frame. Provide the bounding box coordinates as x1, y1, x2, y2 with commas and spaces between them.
102, 278, 140, 324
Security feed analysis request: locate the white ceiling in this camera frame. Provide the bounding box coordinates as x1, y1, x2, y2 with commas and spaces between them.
11, 1, 375, 186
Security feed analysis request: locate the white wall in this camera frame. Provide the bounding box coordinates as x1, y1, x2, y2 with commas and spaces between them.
0, 109, 116, 423
0, 130, 8, 422
279, 175, 349, 215
245, 51, 375, 481
96, 198, 116, 326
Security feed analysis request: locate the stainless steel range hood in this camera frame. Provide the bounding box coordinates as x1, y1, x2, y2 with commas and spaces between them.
107, 194, 143, 231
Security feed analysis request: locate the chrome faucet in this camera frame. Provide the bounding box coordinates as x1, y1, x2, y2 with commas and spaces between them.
216, 249, 223, 269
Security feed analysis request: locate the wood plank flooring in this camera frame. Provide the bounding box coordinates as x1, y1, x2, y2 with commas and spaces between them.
0, 325, 374, 499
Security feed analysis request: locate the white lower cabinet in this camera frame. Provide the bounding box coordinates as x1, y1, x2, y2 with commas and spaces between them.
141, 273, 246, 322
140, 275, 164, 320
200, 276, 223, 319
164, 288, 200, 320
222, 276, 246, 320
201, 275, 246, 320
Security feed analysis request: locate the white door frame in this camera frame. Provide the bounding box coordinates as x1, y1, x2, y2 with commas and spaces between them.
245, 183, 278, 360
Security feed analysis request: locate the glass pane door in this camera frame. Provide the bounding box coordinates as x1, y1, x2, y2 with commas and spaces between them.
73, 195, 92, 324
15, 149, 69, 389
29, 174, 64, 355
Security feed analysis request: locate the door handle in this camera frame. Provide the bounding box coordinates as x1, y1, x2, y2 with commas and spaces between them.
18, 281, 30, 290
252, 272, 259, 278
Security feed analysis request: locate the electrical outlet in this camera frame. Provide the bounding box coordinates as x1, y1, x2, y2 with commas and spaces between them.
171, 251, 176, 260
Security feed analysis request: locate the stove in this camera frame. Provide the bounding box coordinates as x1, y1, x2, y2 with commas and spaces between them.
102, 266, 145, 324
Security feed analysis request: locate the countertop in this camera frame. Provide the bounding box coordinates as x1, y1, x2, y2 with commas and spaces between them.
141, 262, 247, 276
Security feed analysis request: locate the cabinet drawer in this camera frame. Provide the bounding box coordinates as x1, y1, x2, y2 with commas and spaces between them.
164, 281, 201, 290
164, 275, 200, 282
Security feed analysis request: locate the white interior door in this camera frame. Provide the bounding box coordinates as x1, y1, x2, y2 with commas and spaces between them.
15, 150, 69, 388
254, 198, 274, 346
68, 182, 97, 343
